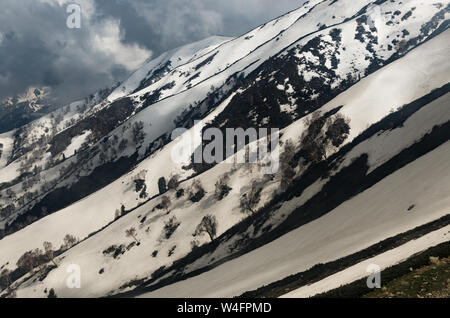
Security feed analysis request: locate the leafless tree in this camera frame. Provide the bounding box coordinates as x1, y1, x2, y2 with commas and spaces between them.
43, 242, 57, 267
188, 179, 206, 202
132, 121, 146, 145
396, 39, 407, 53
61, 234, 78, 250
214, 174, 232, 201
325, 114, 351, 148
163, 216, 180, 239
300, 112, 328, 164
240, 182, 262, 215
6, 189, 16, 200
125, 227, 139, 243
194, 215, 218, 242
0, 269, 11, 290
280, 139, 297, 190
167, 174, 180, 190
160, 195, 172, 212
16, 249, 42, 273
118, 138, 128, 151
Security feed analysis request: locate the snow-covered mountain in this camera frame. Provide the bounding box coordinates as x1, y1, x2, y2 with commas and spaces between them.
0, 0, 449, 298
0, 87, 56, 134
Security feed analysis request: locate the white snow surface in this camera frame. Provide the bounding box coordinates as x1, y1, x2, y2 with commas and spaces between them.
280, 225, 450, 298
62, 130, 91, 158
0, 131, 15, 170
107, 36, 232, 102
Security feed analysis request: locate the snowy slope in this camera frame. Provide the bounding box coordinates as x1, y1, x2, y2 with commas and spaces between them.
0, 0, 449, 299
280, 225, 450, 298
1, 27, 448, 272
107, 36, 232, 102
0, 131, 15, 169
1, 29, 449, 297
126, 0, 322, 100
1, 0, 447, 233
140, 141, 450, 298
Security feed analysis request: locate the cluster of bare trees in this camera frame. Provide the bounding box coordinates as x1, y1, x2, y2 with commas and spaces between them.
132, 121, 145, 145
16, 241, 58, 274
280, 140, 296, 190
0, 204, 15, 219
16, 249, 43, 273
188, 180, 206, 203
300, 112, 350, 164
133, 170, 148, 199
60, 234, 78, 251
19, 147, 45, 176
118, 138, 128, 152
0, 234, 79, 291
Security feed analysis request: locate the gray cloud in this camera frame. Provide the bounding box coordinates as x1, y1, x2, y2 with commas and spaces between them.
0, 0, 304, 106
96, 0, 305, 55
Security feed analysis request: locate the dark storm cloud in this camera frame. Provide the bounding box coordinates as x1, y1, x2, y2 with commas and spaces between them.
94, 0, 305, 56
0, 0, 151, 105
0, 0, 305, 106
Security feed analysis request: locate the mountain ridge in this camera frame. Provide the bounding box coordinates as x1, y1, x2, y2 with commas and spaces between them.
0, 0, 449, 298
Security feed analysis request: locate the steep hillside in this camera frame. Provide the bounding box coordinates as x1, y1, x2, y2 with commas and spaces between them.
1, 0, 447, 239
0, 0, 449, 298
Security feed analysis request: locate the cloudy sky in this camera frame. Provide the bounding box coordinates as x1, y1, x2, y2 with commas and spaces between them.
0, 0, 304, 105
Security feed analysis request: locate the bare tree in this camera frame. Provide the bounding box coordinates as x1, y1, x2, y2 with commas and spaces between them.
163, 216, 180, 239
240, 182, 262, 215
0, 204, 15, 219
61, 234, 78, 250
48, 288, 57, 298
167, 174, 180, 190
325, 114, 350, 147
280, 139, 297, 190
16, 249, 42, 273
6, 189, 16, 200
280, 139, 296, 163
132, 121, 146, 145
188, 179, 206, 202
43, 242, 57, 267
300, 112, 328, 164
118, 138, 128, 151
194, 215, 218, 242
125, 227, 139, 243
160, 195, 171, 213
0, 269, 11, 290
396, 39, 407, 53
214, 174, 232, 201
